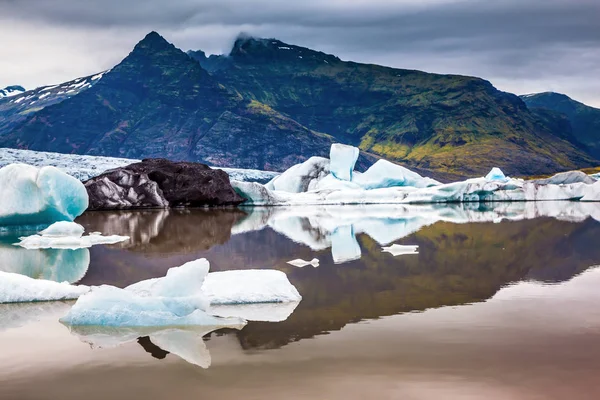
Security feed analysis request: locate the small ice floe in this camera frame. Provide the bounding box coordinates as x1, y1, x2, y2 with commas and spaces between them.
0, 271, 89, 303
381, 244, 419, 257
15, 221, 129, 249
61, 259, 302, 328
287, 258, 320, 268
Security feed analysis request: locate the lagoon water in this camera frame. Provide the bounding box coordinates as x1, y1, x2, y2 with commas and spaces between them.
1, 203, 600, 399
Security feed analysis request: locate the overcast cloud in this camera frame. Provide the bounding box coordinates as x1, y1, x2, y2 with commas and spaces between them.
1, 0, 599, 106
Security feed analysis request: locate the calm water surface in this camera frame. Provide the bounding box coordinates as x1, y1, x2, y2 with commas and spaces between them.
1, 203, 600, 399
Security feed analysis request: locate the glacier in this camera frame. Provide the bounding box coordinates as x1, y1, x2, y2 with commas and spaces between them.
0, 164, 88, 228
0, 148, 279, 183
16, 221, 130, 250
0, 271, 89, 303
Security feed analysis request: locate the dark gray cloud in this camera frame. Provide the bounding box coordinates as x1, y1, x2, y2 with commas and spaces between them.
1, 0, 599, 106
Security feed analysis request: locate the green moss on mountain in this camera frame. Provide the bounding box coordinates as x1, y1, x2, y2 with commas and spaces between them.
192, 36, 596, 176
521, 92, 600, 158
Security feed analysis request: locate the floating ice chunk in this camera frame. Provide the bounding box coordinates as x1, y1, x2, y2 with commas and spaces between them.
208, 301, 300, 322
0, 164, 88, 227
0, 243, 90, 283
531, 171, 596, 185
314, 174, 362, 191
127, 259, 210, 309
61, 259, 237, 327
0, 271, 89, 303
0, 164, 88, 226
16, 232, 129, 250
202, 270, 302, 304
354, 159, 440, 189
485, 167, 507, 182
60, 285, 243, 327
287, 258, 320, 268
40, 221, 84, 237
265, 157, 330, 193
381, 244, 419, 256
331, 225, 361, 263
329, 144, 359, 181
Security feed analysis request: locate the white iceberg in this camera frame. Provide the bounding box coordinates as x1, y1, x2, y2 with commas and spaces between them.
0, 271, 89, 303
287, 258, 320, 268
15, 221, 130, 249
0, 164, 89, 227
381, 244, 419, 256
354, 159, 440, 189
61, 259, 302, 327
485, 167, 507, 182
202, 269, 302, 305
40, 221, 85, 237
265, 157, 330, 193
329, 143, 359, 181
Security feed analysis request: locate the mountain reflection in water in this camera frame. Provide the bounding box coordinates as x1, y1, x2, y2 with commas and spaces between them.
70, 202, 600, 351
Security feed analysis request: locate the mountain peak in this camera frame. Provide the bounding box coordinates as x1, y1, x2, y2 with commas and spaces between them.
0, 85, 26, 98
228, 34, 340, 64
132, 31, 174, 54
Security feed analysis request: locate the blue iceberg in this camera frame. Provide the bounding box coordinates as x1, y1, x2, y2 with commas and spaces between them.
329, 144, 359, 181
0, 164, 88, 228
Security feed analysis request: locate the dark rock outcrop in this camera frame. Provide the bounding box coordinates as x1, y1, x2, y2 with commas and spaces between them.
85, 159, 244, 210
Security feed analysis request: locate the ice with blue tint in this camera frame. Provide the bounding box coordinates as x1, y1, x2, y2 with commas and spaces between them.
329, 143, 359, 181
62, 259, 217, 327
0, 164, 88, 228
39, 221, 84, 237
202, 269, 302, 305
485, 167, 507, 182
0, 271, 89, 303
354, 159, 440, 189
0, 240, 90, 283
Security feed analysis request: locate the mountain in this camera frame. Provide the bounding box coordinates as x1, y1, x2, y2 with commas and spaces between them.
189, 36, 596, 176
0, 85, 25, 98
0, 73, 107, 137
521, 92, 600, 158
0, 32, 342, 171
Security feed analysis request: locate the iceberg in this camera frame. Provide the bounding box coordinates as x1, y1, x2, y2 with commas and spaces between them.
202, 270, 302, 305
287, 258, 320, 268
354, 159, 440, 189
381, 244, 419, 256
0, 271, 89, 303
61, 259, 301, 327
15, 221, 129, 250
265, 157, 330, 193
0, 164, 88, 228
485, 167, 507, 181
329, 143, 359, 181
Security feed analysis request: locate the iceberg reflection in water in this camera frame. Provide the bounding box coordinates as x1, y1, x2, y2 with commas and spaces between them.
233, 201, 600, 264
0, 240, 90, 284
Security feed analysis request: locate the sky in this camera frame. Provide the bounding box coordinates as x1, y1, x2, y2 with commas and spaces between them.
1, 0, 599, 107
